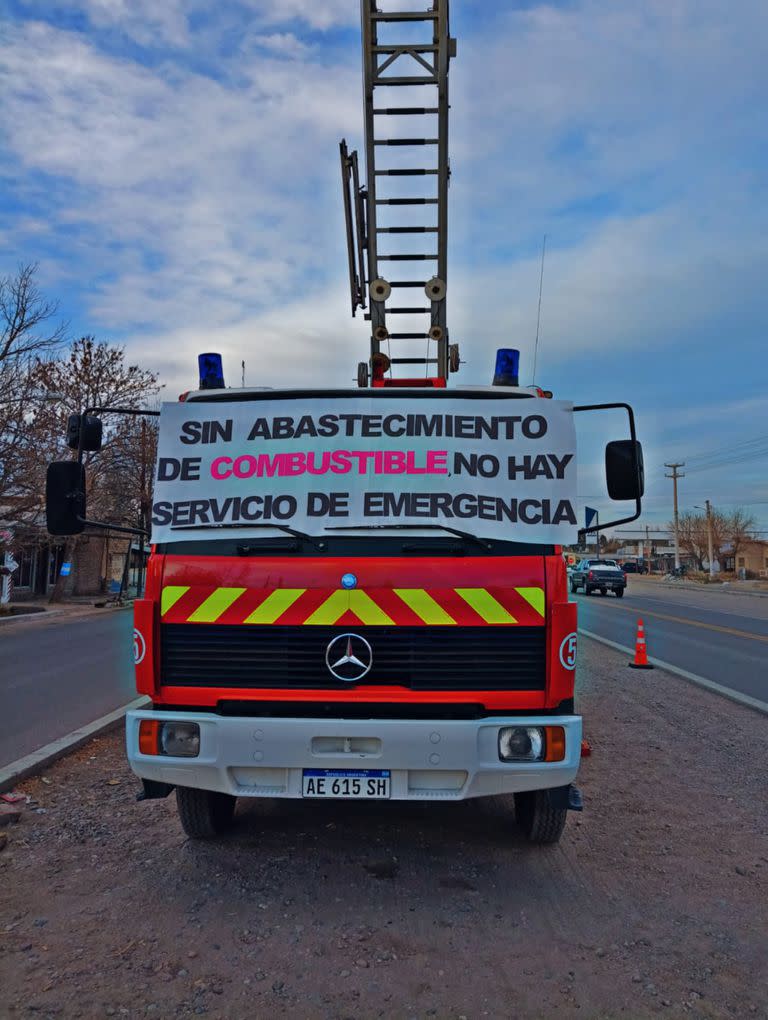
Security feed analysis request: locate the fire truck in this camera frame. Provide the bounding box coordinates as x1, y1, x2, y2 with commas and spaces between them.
45, 1, 644, 845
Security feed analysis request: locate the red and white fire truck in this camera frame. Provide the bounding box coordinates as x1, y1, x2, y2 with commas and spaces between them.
45, 2, 644, 844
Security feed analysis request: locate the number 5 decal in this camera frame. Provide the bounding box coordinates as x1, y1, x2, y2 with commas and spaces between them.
559, 632, 577, 670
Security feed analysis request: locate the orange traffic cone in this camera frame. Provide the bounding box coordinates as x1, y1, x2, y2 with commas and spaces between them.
629, 618, 654, 669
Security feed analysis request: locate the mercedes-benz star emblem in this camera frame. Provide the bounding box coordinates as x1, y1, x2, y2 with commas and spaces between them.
326, 633, 373, 683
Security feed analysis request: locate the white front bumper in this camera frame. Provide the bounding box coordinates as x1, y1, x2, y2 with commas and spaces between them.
126, 711, 582, 801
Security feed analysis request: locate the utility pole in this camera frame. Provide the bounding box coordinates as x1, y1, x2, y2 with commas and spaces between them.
665, 462, 685, 570
645, 524, 651, 572
705, 499, 715, 579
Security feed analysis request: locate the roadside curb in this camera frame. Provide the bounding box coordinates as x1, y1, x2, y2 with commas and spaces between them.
0, 604, 131, 628
0, 609, 63, 626
650, 581, 768, 600
0, 696, 150, 793
579, 629, 768, 716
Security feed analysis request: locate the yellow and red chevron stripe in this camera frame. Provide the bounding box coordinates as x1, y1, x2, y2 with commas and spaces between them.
160, 585, 545, 627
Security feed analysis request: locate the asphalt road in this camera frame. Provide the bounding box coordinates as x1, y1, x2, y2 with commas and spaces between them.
574, 577, 768, 707
0, 608, 135, 769
3, 638, 766, 1018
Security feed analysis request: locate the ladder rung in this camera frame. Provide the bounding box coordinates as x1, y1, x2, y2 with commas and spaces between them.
375, 138, 438, 146
376, 226, 438, 234
373, 45, 438, 54
388, 333, 430, 339
388, 307, 432, 313
388, 280, 428, 287
374, 76, 438, 85
371, 11, 438, 21
373, 107, 439, 115
378, 254, 438, 261
375, 169, 438, 176
391, 358, 438, 365
376, 198, 438, 206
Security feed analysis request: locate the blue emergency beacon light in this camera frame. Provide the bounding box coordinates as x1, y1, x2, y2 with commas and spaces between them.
198, 353, 225, 390
492, 348, 520, 387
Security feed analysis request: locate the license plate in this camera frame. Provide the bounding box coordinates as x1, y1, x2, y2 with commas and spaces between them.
302, 769, 391, 799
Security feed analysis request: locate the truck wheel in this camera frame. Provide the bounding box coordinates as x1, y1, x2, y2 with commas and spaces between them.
176, 787, 236, 839
600, 588, 607, 596
615, 588, 624, 598
584, 585, 592, 596
570, 579, 577, 593
515, 790, 568, 845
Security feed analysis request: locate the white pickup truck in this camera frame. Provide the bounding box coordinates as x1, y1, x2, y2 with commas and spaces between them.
569, 559, 627, 597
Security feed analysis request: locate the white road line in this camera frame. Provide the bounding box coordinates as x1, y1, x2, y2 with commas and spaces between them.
579, 628, 768, 716
0, 695, 150, 792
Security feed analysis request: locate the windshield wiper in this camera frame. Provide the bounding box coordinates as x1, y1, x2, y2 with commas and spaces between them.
324, 524, 491, 550
168, 523, 325, 549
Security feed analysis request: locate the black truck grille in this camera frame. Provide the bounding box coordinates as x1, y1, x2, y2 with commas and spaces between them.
160, 624, 546, 692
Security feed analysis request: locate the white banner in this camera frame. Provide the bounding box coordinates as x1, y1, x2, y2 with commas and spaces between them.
150, 396, 578, 544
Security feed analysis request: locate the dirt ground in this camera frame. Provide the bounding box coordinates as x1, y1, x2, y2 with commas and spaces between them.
1, 639, 766, 1020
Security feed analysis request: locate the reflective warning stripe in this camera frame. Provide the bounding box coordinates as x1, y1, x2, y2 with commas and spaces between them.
455, 588, 517, 624
161, 585, 190, 616
394, 589, 456, 625
514, 587, 546, 618
304, 590, 395, 626
187, 587, 246, 623
244, 589, 306, 624
160, 585, 545, 626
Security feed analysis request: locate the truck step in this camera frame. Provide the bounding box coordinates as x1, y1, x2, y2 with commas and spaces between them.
378, 254, 438, 261
375, 168, 439, 176
374, 138, 438, 146
374, 107, 439, 115
376, 226, 437, 234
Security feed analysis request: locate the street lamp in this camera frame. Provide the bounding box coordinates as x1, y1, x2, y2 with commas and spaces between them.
694, 502, 715, 579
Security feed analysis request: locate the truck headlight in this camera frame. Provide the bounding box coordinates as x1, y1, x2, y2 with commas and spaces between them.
160, 721, 200, 757
498, 726, 544, 762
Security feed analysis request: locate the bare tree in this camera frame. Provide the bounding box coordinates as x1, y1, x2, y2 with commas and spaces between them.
676, 511, 708, 570
724, 508, 756, 565
674, 507, 757, 572
0, 263, 67, 364
29, 337, 161, 600
0, 263, 67, 510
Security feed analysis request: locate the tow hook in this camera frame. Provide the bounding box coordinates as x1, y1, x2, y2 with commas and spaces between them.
136, 779, 174, 802
546, 784, 583, 811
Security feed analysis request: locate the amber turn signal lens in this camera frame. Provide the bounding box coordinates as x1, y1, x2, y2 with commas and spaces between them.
544, 726, 566, 762
138, 720, 161, 756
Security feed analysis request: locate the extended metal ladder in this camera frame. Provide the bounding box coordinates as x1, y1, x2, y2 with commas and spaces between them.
340, 0, 458, 387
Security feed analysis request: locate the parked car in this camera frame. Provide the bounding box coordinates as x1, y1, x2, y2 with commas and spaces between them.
621, 561, 647, 574
570, 559, 627, 597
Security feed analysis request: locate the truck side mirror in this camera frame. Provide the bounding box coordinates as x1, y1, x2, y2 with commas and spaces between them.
67, 414, 103, 452
46, 462, 87, 536
605, 440, 644, 500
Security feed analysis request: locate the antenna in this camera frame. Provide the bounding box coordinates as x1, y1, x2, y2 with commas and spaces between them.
532, 234, 547, 386
241, 360, 245, 387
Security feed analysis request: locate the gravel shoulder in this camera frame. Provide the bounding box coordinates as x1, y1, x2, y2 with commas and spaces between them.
1, 639, 766, 1020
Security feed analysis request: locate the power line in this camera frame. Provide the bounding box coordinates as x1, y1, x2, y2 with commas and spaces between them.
531, 234, 546, 387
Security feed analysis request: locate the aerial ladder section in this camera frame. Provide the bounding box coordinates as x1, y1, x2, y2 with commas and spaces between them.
340, 0, 459, 388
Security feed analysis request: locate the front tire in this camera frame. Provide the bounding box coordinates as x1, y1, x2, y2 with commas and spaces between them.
615, 588, 625, 598
570, 579, 577, 593
176, 787, 236, 839
515, 790, 568, 845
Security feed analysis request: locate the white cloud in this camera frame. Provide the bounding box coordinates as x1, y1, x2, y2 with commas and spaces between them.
242, 0, 359, 31
0, 0, 766, 462
251, 33, 309, 58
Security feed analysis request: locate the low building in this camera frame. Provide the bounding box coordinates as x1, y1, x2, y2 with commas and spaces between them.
722, 540, 768, 577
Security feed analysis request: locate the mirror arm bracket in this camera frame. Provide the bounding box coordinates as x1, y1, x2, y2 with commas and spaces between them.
573, 402, 642, 536
76, 406, 160, 464
76, 516, 148, 539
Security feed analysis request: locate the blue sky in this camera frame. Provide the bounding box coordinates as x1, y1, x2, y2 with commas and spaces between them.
1, 0, 767, 534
